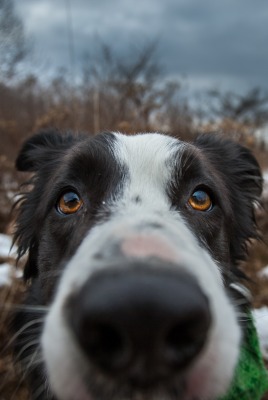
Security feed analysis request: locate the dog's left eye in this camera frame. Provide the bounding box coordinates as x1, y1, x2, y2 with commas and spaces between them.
57, 191, 83, 215
188, 189, 213, 212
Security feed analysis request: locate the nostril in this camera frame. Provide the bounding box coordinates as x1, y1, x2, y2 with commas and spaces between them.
71, 316, 131, 371
164, 309, 211, 370
83, 323, 129, 370
89, 324, 122, 356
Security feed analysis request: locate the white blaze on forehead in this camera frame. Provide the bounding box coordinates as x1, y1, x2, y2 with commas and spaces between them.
113, 133, 184, 207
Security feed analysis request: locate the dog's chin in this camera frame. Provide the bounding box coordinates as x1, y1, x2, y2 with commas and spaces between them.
44, 339, 239, 400
46, 370, 232, 400
43, 330, 239, 400
49, 374, 186, 400
78, 379, 186, 400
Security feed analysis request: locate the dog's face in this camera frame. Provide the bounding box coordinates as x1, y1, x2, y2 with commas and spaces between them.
14, 130, 262, 400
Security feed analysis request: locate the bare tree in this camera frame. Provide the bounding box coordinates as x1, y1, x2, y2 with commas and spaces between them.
81, 40, 193, 134
0, 0, 29, 79
204, 87, 268, 127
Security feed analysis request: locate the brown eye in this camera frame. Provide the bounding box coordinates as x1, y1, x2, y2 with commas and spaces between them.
188, 190, 213, 212
57, 191, 83, 215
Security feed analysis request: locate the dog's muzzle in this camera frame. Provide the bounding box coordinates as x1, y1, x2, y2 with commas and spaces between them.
42, 218, 241, 400
64, 259, 211, 388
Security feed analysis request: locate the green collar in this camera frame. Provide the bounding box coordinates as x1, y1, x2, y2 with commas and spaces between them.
220, 311, 268, 400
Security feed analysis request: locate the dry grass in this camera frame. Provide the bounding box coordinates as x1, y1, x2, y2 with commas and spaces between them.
0, 279, 30, 399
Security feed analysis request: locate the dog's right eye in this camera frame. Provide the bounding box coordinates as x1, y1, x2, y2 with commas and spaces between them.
57, 191, 83, 215
188, 189, 213, 212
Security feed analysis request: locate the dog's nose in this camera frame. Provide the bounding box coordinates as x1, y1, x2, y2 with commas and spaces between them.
67, 266, 211, 385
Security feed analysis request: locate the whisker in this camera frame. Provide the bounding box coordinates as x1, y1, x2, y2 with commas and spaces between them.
1, 327, 41, 357
237, 311, 250, 318
32, 383, 48, 400
3, 318, 44, 352
10, 348, 43, 400
232, 298, 251, 307
15, 338, 41, 362
18, 351, 43, 372
0, 303, 49, 312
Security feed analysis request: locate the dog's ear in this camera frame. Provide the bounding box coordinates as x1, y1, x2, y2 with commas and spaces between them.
15, 129, 85, 280
16, 129, 82, 172
194, 133, 262, 198
195, 133, 263, 264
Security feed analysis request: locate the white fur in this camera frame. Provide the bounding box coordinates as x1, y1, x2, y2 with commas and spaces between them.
42, 133, 241, 400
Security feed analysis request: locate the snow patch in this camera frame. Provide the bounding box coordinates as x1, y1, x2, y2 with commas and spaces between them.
258, 265, 268, 279
253, 307, 268, 360
0, 263, 22, 287
0, 233, 17, 258
0, 263, 13, 287
0, 234, 21, 286
263, 172, 268, 199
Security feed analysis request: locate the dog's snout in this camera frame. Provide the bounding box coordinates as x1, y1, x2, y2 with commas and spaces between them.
67, 267, 211, 384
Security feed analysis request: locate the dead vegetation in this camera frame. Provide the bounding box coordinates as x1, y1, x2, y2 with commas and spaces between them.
0, 1, 268, 396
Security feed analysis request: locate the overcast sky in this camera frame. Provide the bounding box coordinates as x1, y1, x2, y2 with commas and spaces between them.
14, 0, 268, 94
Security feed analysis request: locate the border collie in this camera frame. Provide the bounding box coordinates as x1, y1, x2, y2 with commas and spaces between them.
13, 130, 262, 400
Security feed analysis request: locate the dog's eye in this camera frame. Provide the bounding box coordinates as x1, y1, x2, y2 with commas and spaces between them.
57, 191, 83, 215
188, 190, 212, 211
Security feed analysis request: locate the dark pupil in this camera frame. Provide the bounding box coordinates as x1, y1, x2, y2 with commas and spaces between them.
192, 190, 207, 204
64, 192, 79, 207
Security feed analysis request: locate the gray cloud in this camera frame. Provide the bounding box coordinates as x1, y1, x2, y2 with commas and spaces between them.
14, 0, 268, 93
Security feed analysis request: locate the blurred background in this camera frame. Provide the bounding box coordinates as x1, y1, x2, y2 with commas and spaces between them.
1, 0, 268, 226
0, 0, 268, 397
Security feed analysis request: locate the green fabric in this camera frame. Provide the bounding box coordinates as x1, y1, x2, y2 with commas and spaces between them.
220, 311, 268, 400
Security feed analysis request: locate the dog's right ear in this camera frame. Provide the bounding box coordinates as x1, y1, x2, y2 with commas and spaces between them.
16, 129, 82, 172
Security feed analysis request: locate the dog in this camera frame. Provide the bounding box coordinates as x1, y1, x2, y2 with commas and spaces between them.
13, 129, 262, 400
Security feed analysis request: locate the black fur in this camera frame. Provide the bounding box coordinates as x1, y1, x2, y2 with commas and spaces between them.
195, 134, 262, 264
12, 130, 262, 400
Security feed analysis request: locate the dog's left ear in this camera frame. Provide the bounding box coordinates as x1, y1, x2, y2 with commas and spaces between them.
15, 129, 85, 280
195, 133, 262, 196
195, 133, 263, 263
